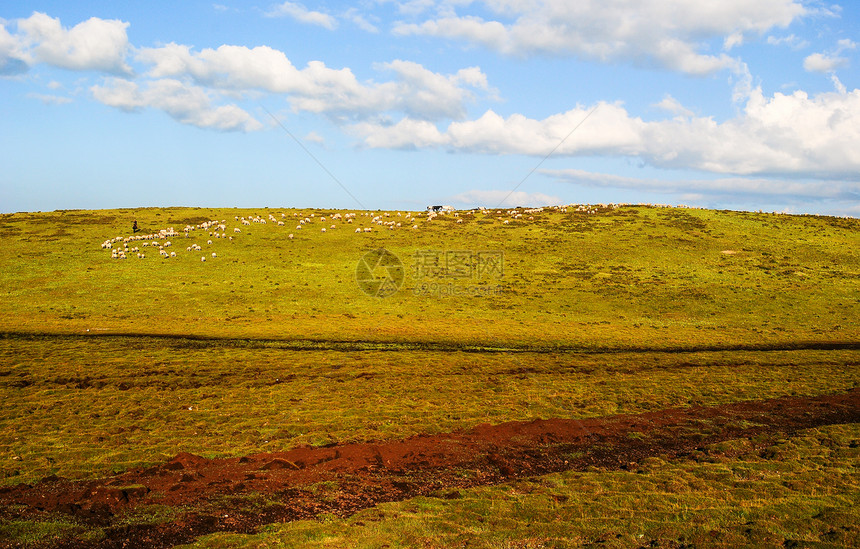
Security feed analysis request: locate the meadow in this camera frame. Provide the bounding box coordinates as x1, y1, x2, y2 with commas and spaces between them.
0, 205, 858, 547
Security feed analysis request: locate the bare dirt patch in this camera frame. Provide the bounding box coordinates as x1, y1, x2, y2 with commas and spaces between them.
1, 389, 858, 548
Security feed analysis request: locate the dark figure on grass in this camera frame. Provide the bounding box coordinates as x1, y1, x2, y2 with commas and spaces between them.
133, 220, 139, 233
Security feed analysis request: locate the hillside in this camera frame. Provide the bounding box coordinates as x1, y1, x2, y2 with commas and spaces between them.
0, 205, 857, 348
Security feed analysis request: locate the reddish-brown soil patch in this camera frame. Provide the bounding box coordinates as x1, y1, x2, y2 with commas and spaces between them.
2, 389, 858, 548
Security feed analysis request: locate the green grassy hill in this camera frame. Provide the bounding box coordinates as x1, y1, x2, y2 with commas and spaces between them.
0, 205, 857, 348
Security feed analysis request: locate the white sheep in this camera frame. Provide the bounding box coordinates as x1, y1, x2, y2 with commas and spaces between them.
288, 234, 294, 239
212, 252, 217, 258
201, 256, 206, 262
207, 239, 213, 245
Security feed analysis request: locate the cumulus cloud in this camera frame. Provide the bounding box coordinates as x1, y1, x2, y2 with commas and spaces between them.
91, 77, 263, 131
803, 52, 848, 73
450, 189, 562, 207
351, 87, 860, 179
804, 39, 856, 73
15, 12, 131, 74
136, 43, 492, 120
393, 0, 807, 75
352, 102, 642, 155
653, 95, 694, 117
265, 2, 337, 29
349, 117, 447, 149
0, 20, 29, 75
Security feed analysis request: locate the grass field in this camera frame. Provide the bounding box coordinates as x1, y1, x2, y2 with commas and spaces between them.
1, 204, 858, 547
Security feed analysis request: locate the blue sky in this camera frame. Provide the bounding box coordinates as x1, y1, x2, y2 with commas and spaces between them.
1, 1, 859, 215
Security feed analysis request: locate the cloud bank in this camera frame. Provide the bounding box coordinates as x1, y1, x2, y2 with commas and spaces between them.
393, 0, 807, 75
350, 87, 860, 179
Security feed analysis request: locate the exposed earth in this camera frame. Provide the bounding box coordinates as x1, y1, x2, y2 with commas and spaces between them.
1, 388, 858, 548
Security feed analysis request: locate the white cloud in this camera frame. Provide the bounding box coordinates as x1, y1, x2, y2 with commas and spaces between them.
542, 168, 860, 200
16, 12, 131, 74
0, 20, 28, 75
26, 92, 73, 105
349, 117, 447, 149
136, 43, 492, 120
396, 0, 437, 17
803, 52, 848, 73
91, 77, 263, 132
393, 0, 807, 75
303, 131, 325, 144
352, 87, 860, 179
352, 102, 642, 156
344, 8, 379, 33
804, 39, 856, 73
836, 38, 858, 51
766, 33, 809, 49
450, 189, 562, 208
831, 74, 847, 94
265, 2, 337, 30
653, 95, 694, 117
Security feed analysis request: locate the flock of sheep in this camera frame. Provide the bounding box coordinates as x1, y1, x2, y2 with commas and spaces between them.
100, 204, 629, 261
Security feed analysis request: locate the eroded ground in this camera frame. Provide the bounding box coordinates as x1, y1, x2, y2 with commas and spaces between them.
1, 389, 857, 548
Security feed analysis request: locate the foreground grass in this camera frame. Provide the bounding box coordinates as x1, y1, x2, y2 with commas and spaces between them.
180, 423, 860, 548
1, 335, 857, 485
6, 424, 857, 548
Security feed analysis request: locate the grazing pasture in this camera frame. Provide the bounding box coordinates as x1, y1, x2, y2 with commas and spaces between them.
0, 205, 858, 547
